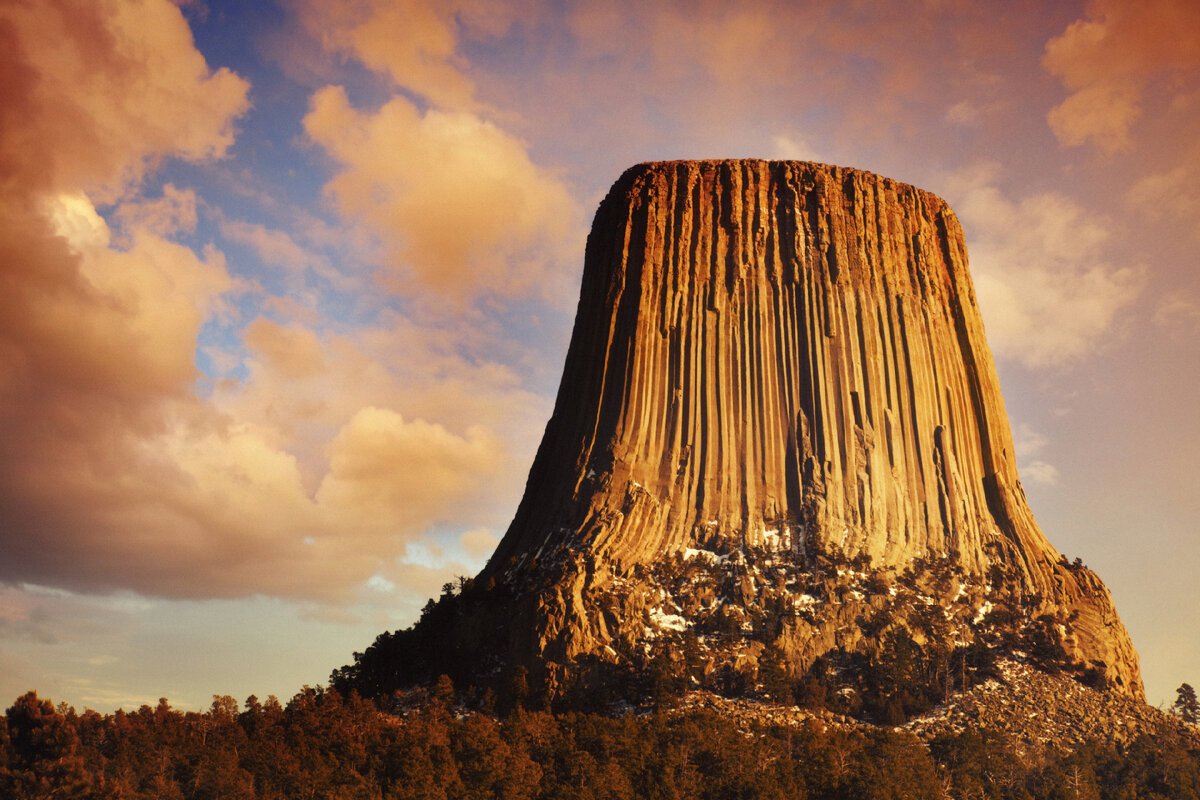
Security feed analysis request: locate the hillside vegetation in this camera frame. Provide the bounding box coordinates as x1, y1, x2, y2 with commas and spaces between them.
4, 682, 1198, 800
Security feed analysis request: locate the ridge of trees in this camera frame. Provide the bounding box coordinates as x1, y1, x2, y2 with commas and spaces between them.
4, 685, 1200, 800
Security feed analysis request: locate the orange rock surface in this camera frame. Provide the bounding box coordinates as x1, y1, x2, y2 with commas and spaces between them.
484, 160, 1142, 699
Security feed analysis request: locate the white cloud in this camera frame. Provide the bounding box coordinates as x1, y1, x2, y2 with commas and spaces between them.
1011, 424, 1060, 486
1021, 460, 1061, 487
770, 134, 821, 162
1012, 423, 1049, 460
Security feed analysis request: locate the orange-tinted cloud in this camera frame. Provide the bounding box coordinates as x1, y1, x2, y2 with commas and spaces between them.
945, 165, 1145, 368
298, 0, 475, 109
0, 0, 249, 200
1044, 0, 1200, 153
563, 0, 1015, 153
304, 86, 576, 300
294, 0, 534, 110
316, 406, 504, 536
0, 0, 522, 607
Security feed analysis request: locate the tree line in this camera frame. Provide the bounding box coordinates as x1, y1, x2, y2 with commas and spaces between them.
3, 683, 1199, 800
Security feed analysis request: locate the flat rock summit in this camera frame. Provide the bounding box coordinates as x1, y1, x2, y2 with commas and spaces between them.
344, 160, 1143, 706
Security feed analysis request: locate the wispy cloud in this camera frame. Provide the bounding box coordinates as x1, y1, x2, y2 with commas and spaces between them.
943, 165, 1145, 368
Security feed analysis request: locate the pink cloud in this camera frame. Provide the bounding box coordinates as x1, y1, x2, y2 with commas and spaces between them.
1044, 0, 1200, 153
0, 0, 249, 201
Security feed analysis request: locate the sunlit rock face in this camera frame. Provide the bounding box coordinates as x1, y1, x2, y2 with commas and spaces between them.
483, 160, 1142, 700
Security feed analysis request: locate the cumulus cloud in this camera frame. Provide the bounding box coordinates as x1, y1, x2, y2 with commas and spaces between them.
218, 309, 542, 478
0, 0, 528, 608
316, 407, 504, 534
293, 0, 529, 111
1021, 461, 1062, 487
292, 0, 582, 303
944, 166, 1145, 368
0, 0, 250, 200
460, 528, 501, 560
0, 193, 233, 591
304, 86, 576, 300
1044, 0, 1200, 153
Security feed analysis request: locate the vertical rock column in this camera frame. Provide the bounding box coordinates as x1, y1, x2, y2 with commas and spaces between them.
492, 160, 1035, 577
482, 160, 1142, 699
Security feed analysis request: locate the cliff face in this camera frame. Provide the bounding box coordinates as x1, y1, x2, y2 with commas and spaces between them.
481, 160, 1142, 700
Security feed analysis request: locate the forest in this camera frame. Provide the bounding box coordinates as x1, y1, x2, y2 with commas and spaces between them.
4, 681, 1200, 800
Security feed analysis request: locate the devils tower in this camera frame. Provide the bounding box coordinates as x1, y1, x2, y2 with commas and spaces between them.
341, 160, 1143, 705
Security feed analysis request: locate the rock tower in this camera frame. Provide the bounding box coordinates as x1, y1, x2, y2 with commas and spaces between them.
479, 160, 1141, 700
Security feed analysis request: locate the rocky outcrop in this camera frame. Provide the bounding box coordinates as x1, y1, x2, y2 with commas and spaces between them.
905, 660, 1198, 762
479, 160, 1142, 700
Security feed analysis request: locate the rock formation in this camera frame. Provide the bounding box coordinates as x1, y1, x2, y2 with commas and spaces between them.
478, 160, 1142, 701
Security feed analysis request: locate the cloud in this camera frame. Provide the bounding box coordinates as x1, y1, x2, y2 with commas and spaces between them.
1021, 461, 1061, 487
1046, 81, 1141, 154
1044, 0, 1200, 153
460, 528, 500, 560
944, 165, 1145, 368
0, 0, 529, 608
296, 0, 471, 109
770, 135, 821, 162
0, 191, 231, 414
0, 0, 250, 201
316, 407, 504, 535
114, 184, 199, 238
220, 220, 325, 274
562, 0, 1022, 150
1011, 424, 1060, 487
1152, 293, 1200, 336
217, 217, 355, 295
0, 192, 235, 591
303, 86, 576, 301
1011, 423, 1049, 460
1127, 149, 1200, 238
218, 309, 544, 477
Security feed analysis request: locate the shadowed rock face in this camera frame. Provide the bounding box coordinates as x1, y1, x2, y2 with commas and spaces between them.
483, 160, 1142, 700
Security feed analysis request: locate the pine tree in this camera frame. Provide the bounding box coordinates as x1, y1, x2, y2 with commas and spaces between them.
1175, 683, 1200, 725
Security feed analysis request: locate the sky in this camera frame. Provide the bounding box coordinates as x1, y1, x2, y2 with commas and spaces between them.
0, 0, 1197, 713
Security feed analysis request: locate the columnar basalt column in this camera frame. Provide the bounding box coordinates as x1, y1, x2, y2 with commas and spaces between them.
483, 160, 1143, 699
